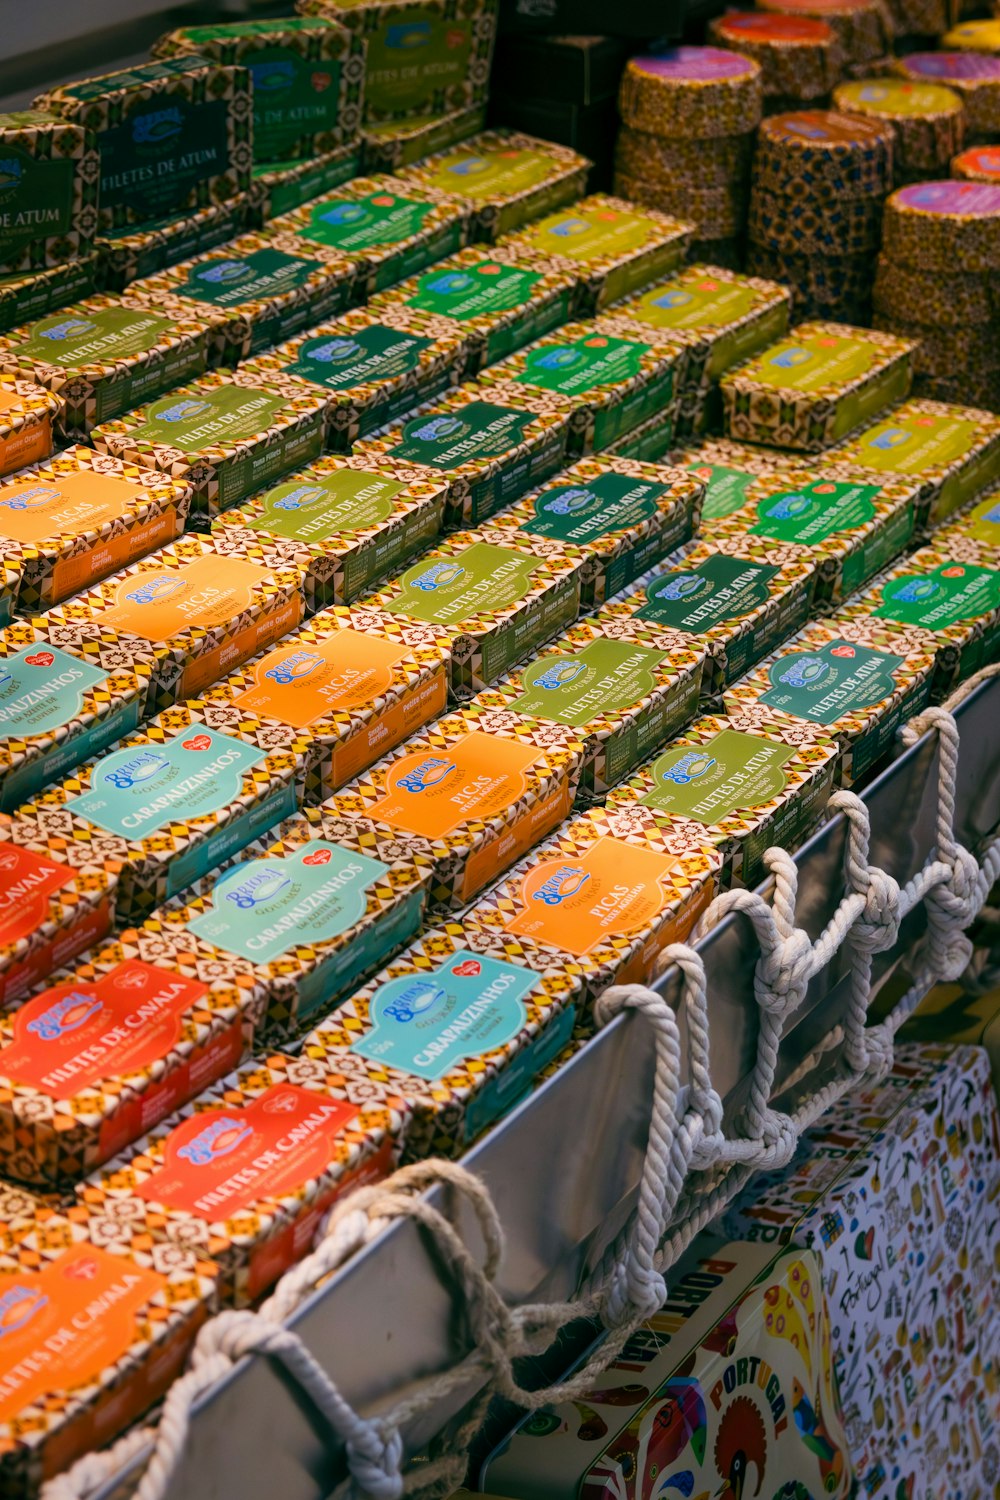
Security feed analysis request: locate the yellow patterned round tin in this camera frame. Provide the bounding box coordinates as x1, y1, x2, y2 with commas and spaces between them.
833, 79, 965, 178
944, 19, 1000, 50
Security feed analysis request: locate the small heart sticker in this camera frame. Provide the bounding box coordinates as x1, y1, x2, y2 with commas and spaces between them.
311, 71, 332, 90
182, 734, 212, 752
303, 849, 333, 866
24, 651, 54, 668
831, 645, 856, 658
452, 959, 481, 978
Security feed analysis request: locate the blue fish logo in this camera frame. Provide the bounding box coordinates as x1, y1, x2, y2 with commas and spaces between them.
383, 979, 444, 1023
533, 659, 586, 690
411, 560, 465, 592
893, 577, 940, 602
0, 1287, 48, 1339
425, 270, 476, 295
871, 427, 911, 450
102, 749, 170, 791
224, 868, 292, 910
656, 573, 706, 601
385, 20, 432, 47
132, 107, 183, 145
319, 201, 369, 226
544, 487, 597, 516
533, 347, 582, 370
156, 399, 212, 423
0, 484, 56, 512
176, 1116, 254, 1166
39, 318, 96, 341
250, 59, 296, 92
652, 289, 692, 310
123, 575, 186, 606
532, 865, 590, 907
397, 757, 455, 793
26, 990, 104, 1040
779, 654, 829, 688
307, 337, 363, 364
264, 650, 326, 685
198, 260, 250, 285
273, 485, 326, 511
771, 347, 812, 368
766, 492, 814, 520
660, 751, 716, 786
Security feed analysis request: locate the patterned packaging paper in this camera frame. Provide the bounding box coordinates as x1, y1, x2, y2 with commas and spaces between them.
396, 129, 590, 242
0, 374, 61, 477
126, 229, 359, 365
77, 1048, 406, 1307
602, 406, 677, 464
212, 452, 449, 612
667, 435, 806, 522
271, 174, 470, 298
151, 16, 365, 162
752, 107, 895, 199
359, 103, 485, 174
295, 0, 495, 125
300, 923, 582, 1160
91, 368, 327, 526
472, 616, 705, 801
142, 806, 433, 1039
355, 381, 573, 531
0, 811, 122, 1009
719, 1043, 1000, 1500
823, 397, 1000, 532
0, 1211, 216, 1500
618, 47, 764, 137
612, 263, 793, 397
352, 526, 585, 699
0, 931, 267, 1187
0, 255, 99, 337
838, 542, 1000, 696
596, 538, 818, 696
243, 305, 468, 451
0, 110, 99, 275
882, 178, 1000, 269
710, 12, 842, 101
606, 710, 840, 889
0, 296, 212, 438
723, 615, 936, 784
482, 1235, 853, 1500
17, 700, 312, 925
708, 466, 921, 607
832, 79, 965, 180
32, 532, 306, 713
368, 243, 577, 375
93, 196, 249, 294
0, 444, 192, 612
34, 55, 253, 230
462, 804, 721, 1004
248, 143, 360, 225
197, 605, 451, 803
322, 703, 584, 908
721, 321, 916, 452
477, 317, 689, 459
497, 194, 694, 315
0, 620, 152, 817
484, 456, 704, 610
935, 486, 1000, 566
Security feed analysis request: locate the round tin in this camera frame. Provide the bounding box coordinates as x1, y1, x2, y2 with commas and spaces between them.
893, 52, 1000, 136
952, 144, 1000, 180
754, 109, 895, 197
882, 179, 1000, 269
833, 79, 965, 178
708, 12, 842, 99
618, 47, 764, 137
757, 0, 893, 64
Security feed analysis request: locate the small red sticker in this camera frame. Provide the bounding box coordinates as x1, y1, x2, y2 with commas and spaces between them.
831, 645, 856, 658
182, 734, 212, 752
24, 652, 54, 668
452, 959, 481, 978
302, 848, 333, 866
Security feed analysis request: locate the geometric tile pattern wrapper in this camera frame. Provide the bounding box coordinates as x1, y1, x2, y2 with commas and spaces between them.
197, 605, 452, 802
0, 931, 267, 1187
667, 434, 809, 522
832, 79, 965, 181
247, 144, 361, 226
0, 811, 123, 1009
823, 396, 1000, 532
34, 55, 253, 230
837, 541, 1000, 696
32, 533, 306, 712
723, 615, 937, 783
211, 453, 449, 613
242, 305, 469, 451
0, 375, 60, 481
359, 104, 486, 176
936, 486, 1000, 565
368, 245, 578, 376
322, 704, 584, 908
91, 369, 329, 525
16, 699, 313, 925
0, 297, 214, 439
93, 197, 250, 295
618, 47, 764, 137
0, 1211, 216, 1500
708, 466, 921, 607
126, 231, 359, 365
605, 709, 840, 888
484, 456, 705, 610
355, 381, 573, 531
477, 318, 689, 459
271, 175, 471, 299
721, 321, 916, 452
718, 1042, 1000, 1500
881, 178, 1000, 270
496, 193, 694, 314
481, 1236, 854, 1500
0, 620, 152, 816
397, 130, 591, 243
461, 804, 723, 1005
355, 526, 585, 698
76, 1048, 406, 1307
596, 538, 818, 696
0, 110, 100, 275
141, 806, 433, 1039
300, 924, 583, 1160
0, 445, 193, 612
472, 615, 705, 801
151, 17, 366, 162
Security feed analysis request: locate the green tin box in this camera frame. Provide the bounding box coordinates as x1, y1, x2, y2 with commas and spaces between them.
0, 110, 100, 275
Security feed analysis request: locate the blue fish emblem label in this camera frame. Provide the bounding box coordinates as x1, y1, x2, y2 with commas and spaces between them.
307, 338, 363, 364
0, 159, 22, 190
533, 660, 586, 690
893, 576, 940, 602
765, 492, 813, 520
412, 415, 467, 442
657, 574, 707, 601
100, 749, 171, 791
156, 399, 212, 423
39, 318, 95, 341
132, 107, 183, 144
660, 750, 717, 786
533, 347, 582, 370
320, 201, 369, 226
385, 20, 431, 47
411, 561, 465, 592
770, 347, 812, 368
0, 484, 57, 513
25, 990, 104, 1040
198, 260, 251, 285
0, 1287, 48, 1338
123, 575, 186, 605
778, 655, 829, 687
426, 271, 476, 296
397, 757, 455, 792
263, 650, 326, 685
250, 59, 296, 92
224, 869, 293, 910
543, 487, 597, 516
870, 427, 911, 450
652, 288, 692, 309
381, 979, 445, 1024
273, 485, 327, 511
176, 1116, 254, 1165
531, 865, 590, 906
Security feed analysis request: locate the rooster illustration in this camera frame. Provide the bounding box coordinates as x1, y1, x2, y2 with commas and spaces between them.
713, 1397, 768, 1500
582, 1379, 708, 1500
791, 1380, 846, 1494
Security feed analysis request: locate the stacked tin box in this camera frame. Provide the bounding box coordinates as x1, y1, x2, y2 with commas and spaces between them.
615, 46, 763, 268
875, 180, 1000, 410
747, 109, 895, 323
